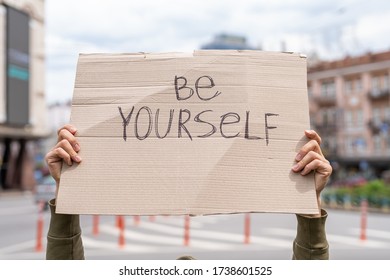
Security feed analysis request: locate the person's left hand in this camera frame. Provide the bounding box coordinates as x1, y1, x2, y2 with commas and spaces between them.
291, 130, 332, 213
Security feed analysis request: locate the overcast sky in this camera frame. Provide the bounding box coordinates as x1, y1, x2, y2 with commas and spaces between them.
45, 0, 390, 104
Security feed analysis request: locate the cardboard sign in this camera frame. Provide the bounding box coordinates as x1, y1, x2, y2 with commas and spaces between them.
56, 50, 319, 216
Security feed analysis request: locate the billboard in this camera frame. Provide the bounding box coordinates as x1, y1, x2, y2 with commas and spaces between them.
6, 6, 30, 126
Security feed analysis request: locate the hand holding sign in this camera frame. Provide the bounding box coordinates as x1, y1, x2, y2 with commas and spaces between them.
46, 125, 332, 215
45, 124, 82, 197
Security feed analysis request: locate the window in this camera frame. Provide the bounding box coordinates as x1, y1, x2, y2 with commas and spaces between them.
384, 75, 389, 90
372, 76, 381, 96
387, 136, 390, 152
355, 138, 366, 154
328, 136, 337, 153
356, 110, 364, 127
345, 80, 352, 94
321, 108, 336, 126
373, 135, 381, 152
307, 84, 313, 98
384, 107, 390, 122
345, 137, 353, 154
372, 108, 381, 125
344, 111, 352, 127
355, 78, 363, 93
345, 77, 362, 94
321, 81, 336, 97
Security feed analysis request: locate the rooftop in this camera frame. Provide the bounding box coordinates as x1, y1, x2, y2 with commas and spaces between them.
309, 49, 390, 72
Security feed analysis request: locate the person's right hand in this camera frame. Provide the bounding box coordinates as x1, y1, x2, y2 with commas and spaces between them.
45, 124, 82, 190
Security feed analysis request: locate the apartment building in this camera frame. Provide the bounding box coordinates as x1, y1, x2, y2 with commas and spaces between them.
0, 0, 48, 191
308, 50, 390, 179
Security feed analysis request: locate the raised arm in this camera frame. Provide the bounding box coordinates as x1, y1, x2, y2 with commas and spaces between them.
291, 130, 332, 260
45, 124, 85, 260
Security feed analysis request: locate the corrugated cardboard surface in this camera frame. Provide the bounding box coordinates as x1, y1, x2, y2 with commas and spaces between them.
56, 50, 319, 216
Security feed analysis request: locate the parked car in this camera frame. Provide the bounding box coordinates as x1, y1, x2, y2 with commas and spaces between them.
34, 176, 56, 210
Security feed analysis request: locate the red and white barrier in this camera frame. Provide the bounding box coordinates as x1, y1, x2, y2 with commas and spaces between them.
360, 199, 368, 241
93, 215, 99, 236
244, 213, 251, 244
184, 215, 190, 246
35, 201, 44, 252
133, 215, 140, 226
118, 216, 125, 248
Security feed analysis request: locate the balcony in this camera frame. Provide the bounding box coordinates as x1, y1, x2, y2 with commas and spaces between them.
312, 122, 338, 134
321, 146, 338, 158
368, 88, 390, 100
312, 94, 337, 106
367, 119, 390, 134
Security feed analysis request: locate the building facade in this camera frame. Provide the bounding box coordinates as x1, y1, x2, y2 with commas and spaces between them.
0, 0, 48, 191
308, 51, 390, 181
201, 34, 256, 50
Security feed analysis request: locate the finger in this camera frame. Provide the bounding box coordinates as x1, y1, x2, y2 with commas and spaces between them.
305, 130, 322, 145
57, 128, 80, 152
295, 139, 323, 161
299, 159, 332, 197
292, 150, 326, 173
300, 158, 330, 176
46, 147, 72, 166
57, 124, 77, 136
55, 139, 82, 163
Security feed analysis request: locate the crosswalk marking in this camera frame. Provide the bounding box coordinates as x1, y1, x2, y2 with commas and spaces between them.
263, 228, 390, 249
97, 219, 293, 249
1, 218, 390, 258
155, 215, 227, 228
0, 240, 35, 254
99, 224, 236, 250
82, 236, 160, 253
349, 228, 390, 240
0, 205, 38, 216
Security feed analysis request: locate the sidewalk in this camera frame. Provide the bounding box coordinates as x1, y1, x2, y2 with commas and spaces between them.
323, 201, 390, 214
0, 190, 34, 199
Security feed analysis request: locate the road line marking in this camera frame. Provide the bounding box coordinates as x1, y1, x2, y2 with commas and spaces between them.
99, 224, 235, 250
0, 240, 36, 254
263, 228, 390, 249
99, 222, 291, 249
349, 228, 390, 240
82, 236, 158, 253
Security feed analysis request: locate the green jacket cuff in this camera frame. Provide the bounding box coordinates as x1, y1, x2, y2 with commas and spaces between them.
48, 199, 81, 238
293, 209, 329, 260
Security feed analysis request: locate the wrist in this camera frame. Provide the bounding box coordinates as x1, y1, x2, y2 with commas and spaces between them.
301, 197, 322, 218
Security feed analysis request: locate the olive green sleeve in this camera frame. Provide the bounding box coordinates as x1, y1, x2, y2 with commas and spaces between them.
46, 199, 85, 260
293, 209, 329, 260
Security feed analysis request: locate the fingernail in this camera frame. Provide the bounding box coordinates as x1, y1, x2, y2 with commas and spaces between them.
292, 164, 299, 171
74, 143, 80, 152
70, 126, 77, 133
295, 153, 302, 161
74, 156, 82, 162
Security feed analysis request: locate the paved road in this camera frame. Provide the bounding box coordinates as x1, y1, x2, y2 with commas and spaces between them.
0, 193, 389, 260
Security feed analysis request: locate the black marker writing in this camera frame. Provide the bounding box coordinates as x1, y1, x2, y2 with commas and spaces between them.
155, 109, 174, 139
178, 109, 192, 140
118, 106, 134, 141
220, 112, 240, 138
265, 113, 279, 146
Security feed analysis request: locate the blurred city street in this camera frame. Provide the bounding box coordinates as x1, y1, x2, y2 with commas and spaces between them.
1, 0, 390, 264
1, 193, 389, 260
